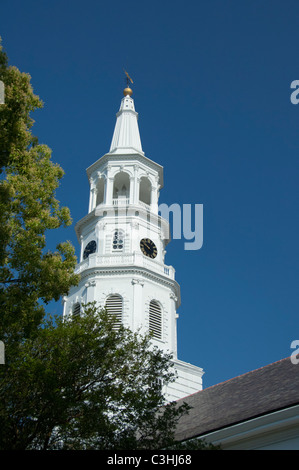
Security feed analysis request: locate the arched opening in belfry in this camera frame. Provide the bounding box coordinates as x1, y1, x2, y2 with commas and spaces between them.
96, 177, 105, 206
113, 171, 130, 202
139, 176, 151, 206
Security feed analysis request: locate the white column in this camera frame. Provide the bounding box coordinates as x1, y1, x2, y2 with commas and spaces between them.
135, 177, 140, 205
104, 174, 109, 204
88, 178, 96, 212
101, 175, 107, 206
80, 235, 84, 262
133, 165, 138, 204
91, 187, 98, 211
129, 176, 134, 205
62, 296, 68, 318
151, 185, 158, 214
104, 166, 114, 205
132, 278, 144, 332
106, 177, 114, 205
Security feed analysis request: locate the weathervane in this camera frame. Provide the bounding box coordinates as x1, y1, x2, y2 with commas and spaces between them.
123, 70, 133, 96
124, 70, 133, 87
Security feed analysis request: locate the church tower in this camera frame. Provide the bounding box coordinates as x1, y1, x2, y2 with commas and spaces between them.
63, 79, 204, 401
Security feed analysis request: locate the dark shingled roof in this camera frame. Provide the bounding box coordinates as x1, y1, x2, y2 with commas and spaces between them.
175, 357, 299, 441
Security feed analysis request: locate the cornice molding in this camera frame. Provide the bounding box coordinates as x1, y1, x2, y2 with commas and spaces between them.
86, 152, 164, 188
74, 203, 171, 243
75, 265, 181, 306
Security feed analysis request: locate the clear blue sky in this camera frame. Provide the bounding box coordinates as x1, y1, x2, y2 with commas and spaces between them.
1, 0, 299, 388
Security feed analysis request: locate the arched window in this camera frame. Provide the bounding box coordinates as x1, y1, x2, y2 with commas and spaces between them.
139, 176, 151, 206
83, 240, 97, 259
149, 300, 162, 339
72, 302, 81, 317
113, 171, 130, 205
112, 229, 124, 251
105, 294, 123, 329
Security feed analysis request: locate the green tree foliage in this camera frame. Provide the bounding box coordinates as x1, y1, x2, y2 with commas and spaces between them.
0, 304, 192, 450
0, 39, 79, 342
0, 41, 219, 451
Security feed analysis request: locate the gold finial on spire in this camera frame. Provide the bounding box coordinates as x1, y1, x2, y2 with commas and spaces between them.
123, 70, 133, 96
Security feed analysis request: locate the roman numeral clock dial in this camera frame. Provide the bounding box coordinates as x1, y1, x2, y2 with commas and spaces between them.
140, 238, 157, 259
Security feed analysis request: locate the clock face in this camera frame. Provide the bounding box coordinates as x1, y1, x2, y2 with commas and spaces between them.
140, 238, 157, 259
83, 240, 97, 259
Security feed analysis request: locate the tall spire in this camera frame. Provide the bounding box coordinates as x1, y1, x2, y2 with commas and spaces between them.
109, 74, 143, 155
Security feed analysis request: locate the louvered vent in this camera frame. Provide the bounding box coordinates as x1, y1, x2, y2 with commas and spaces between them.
105, 294, 123, 329
149, 300, 162, 339
72, 302, 81, 316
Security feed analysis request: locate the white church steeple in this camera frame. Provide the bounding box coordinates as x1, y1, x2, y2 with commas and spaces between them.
110, 87, 143, 155
63, 78, 204, 402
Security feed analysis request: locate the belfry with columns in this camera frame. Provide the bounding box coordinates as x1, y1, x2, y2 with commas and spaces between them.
63, 79, 204, 401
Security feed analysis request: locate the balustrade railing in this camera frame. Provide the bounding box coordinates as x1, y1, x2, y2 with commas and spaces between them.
76, 252, 175, 279
112, 198, 129, 206
97, 198, 151, 210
